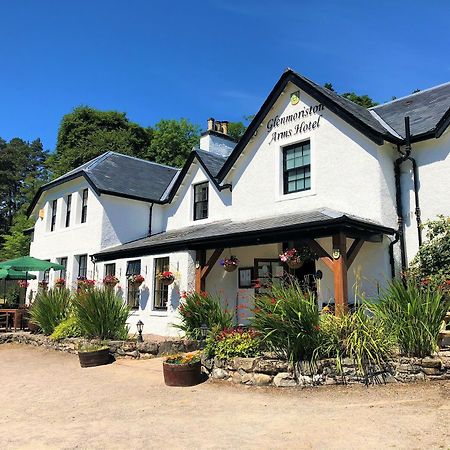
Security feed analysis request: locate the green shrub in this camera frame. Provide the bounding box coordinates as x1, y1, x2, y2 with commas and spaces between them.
175, 291, 233, 340
73, 287, 131, 340
250, 280, 320, 362
372, 279, 449, 357
50, 316, 82, 340
318, 307, 394, 376
29, 288, 71, 335
205, 327, 261, 359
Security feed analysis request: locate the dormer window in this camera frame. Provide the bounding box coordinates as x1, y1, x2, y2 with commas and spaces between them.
283, 140, 311, 194
193, 182, 208, 220
50, 200, 57, 232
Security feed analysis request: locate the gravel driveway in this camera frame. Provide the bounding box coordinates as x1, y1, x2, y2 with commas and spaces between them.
0, 344, 449, 449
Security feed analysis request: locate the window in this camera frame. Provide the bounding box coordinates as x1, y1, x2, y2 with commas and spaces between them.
43, 259, 51, 282
283, 141, 311, 194
78, 254, 88, 278
193, 182, 208, 220
81, 189, 88, 223
104, 263, 116, 277
126, 260, 141, 309
65, 194, 72, 227
58, 257, 68, 280
153, 257, 169, 310
254, 259, 284, 295
50, 200, 57, 231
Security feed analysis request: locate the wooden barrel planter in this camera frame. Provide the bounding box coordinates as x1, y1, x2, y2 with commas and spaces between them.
78, 348, 111, 368
224, 265, 237, 272
163, 361, 202, 386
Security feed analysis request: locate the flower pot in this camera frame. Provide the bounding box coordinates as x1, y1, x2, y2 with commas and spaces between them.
161, 277, 174, 286
224, 265, 237, 272
163, 361, 202, 386
78, 348, 112, 368
288, 260, 303, 269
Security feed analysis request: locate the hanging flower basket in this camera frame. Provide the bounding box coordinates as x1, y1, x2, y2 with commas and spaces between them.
220, 256, 239, 272
128, 274, 144, 287
279, 247, 315, 269
288, 260, 304, 269
103, 275, 119, 288
157, 271, 175, 286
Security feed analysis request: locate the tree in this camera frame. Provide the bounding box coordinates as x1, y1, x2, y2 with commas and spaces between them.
146, 119, 200, 167
0, 138, 48, 238
0, 213, 34, 260
324, 83, 378, 108
228, 121, 247, 142
49, 106, 153, 177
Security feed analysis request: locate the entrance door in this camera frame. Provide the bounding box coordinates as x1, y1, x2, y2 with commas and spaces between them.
290, 259, 317, 293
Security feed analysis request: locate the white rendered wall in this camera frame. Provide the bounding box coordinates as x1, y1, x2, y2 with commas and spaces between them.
93, 250, 196, 337
401, 129, 450, 264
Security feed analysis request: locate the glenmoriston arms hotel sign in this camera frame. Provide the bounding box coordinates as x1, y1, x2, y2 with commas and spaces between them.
267, 91, 324, 144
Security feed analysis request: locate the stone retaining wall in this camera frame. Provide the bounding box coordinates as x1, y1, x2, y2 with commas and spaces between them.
0, 332, 200, 358
202, 353, 450, 387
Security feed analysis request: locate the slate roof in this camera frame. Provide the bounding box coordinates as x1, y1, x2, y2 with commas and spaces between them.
93, 208, 395, 260
29, 152, 179, 214
194, 149, 227, 178
370, 82, 450, 140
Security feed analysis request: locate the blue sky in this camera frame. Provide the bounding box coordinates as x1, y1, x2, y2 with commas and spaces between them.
1, 0, 449, 151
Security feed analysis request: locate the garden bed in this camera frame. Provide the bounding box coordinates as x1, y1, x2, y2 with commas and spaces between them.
202, 353, 450, 387
0, 331, 200, 359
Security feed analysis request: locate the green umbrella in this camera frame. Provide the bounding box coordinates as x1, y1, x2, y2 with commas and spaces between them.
0, 269, 37, 302
0, 256, 64, 272
0, 269, 37, 280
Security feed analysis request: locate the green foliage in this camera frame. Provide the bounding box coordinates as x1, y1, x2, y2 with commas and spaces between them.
50, 106, 153, 177
175, 292, 233, 340
227, 121, 247, 142
165, 352, 200, 365
29, 288, 71, 335
147, 118, 200, 167
77, 343, 109, 353
372, 280, 449, 357
72, 287, 131, 340
0, 213, 34, 260
318, 308, 394, 376
0, 137, 48, 250
323, 82, 378, 108
409, 216, 450, 287
50, 316, 82, 340
205, 327, 261, 359
250, 280, 320, 362
6, 285, 21, 306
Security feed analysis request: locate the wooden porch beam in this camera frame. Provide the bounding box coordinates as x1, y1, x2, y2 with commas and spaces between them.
201, 248, 224, 279
346, 238, 364, 269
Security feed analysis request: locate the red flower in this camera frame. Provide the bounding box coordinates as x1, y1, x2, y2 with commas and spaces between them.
271, 298, 277, 304
314, 325, 321, 331
180, 291, 187, 299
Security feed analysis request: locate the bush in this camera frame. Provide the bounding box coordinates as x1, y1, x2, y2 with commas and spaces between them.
73, 287, 131, 340
205, 327, 261, 359
372, 279, 449, 357
50, 316, 82, 340
318, 307, 394, 376
409, 216, 450, 288
250, 280, 320, 362
175, 291, 233, 340
29, 288, 71, 335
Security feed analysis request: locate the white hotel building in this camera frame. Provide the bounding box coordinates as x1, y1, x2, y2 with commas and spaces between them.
27, 69, 450, 336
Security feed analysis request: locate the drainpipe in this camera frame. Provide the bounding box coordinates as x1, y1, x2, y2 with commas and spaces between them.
390, 116, 423, 278
148, 203, 154, 236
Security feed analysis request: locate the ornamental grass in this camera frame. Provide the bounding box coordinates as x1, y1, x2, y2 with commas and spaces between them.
175, 291, 233, 340
29, 288, 71, 335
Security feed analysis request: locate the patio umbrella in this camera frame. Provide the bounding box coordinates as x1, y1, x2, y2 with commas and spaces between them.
0, 256, 64, 272
0, 268, 37, 300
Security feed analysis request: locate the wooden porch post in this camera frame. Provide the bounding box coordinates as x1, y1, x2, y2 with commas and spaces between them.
332, 232, 348, 316
305, 234, 365, 317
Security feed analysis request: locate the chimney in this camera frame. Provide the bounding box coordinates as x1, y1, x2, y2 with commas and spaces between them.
199, 118, 236, 157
